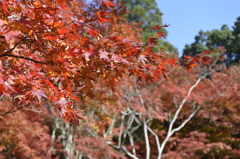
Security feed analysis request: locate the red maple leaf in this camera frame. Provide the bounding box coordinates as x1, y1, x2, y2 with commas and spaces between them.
162, 24, 170, 27
157, 31, 165, 38
203, 50, 211, 54
152, 25, 161, 30
152, 24, 170, 29
31, 88, 47, 102
184, 55, 192, 59
0, 26, 21, 42
99, 50, 109, 60
82, 50, 93, 60
103, 1, 116, 8
43, 36, 57, 40
57, 106, 84, 126
97, 10, 111, 25
111, 54, 122, 62
55, 98, 68, 107
88, 29, 99, 38
148, 37, 158, 45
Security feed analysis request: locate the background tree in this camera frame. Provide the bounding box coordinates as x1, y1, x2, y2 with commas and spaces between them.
121, 0, 178, 53
183, 16, 240, 65
0, 100, 53, 158
232, 17, 240, 63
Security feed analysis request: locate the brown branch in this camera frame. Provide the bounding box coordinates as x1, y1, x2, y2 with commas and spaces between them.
0, 38, 25, 57
0, 37, 49, 64
0, 105, 26, 116
4, 54, 49, 64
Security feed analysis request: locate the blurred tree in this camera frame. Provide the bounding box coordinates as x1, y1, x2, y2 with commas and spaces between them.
121, 0, 178, 54
232, 17, 240, 63
183, 16, 240, 65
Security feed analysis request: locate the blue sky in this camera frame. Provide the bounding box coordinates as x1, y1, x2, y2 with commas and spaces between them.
156, 0, 240, 56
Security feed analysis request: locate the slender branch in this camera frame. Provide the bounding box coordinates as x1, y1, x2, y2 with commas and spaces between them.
158, 75, 206, 159
23, 106, 43, 113
104, 115, 115, 140
147, 126, 161, 159
3, 54, 49, 64
107, 141, 139, 159
121, 113, 135, 147
172, 107, 200, 134
118, 114, 125, 147
0, 105, 26, 116
158, 106, 201, 158
127, 131, 137, 156
0, 38, 49, 64
0, 38, 26, 57
133, 84, 150, 159
167, 77, 203, 134
143, 116, 150, 159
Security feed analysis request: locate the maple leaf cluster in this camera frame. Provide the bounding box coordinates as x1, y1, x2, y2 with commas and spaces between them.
0, 0, 212, 126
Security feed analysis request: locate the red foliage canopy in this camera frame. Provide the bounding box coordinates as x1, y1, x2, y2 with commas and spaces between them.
0, 0, 211, 125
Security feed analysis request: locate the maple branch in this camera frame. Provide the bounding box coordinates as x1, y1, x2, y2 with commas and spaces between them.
121, 111, 135, 147
171, 105, 200, 134
3, 54, 49, 64
0, 38, 49, 64
133, 84, 151, 159
0, 38, 25, 57
147, 126, 161, 154
103, 115, 115, 140
0, 105, 26, 116
107, 141, 139, 159
143, 116, 150, 159
127, 131, 137, 156
117, 108, 142, 157
158, 74, 206, 159
23, 105, 43, 113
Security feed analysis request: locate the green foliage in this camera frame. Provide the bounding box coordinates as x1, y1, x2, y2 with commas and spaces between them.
183, 16, 240, 65
121, 0, 178, 54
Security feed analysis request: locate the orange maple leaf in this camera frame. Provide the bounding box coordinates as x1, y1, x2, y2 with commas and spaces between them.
103, 1, 116, 8
148, 37, 158, 45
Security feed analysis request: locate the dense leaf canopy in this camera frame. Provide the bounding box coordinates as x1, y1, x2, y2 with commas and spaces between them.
0, 0, 186, 125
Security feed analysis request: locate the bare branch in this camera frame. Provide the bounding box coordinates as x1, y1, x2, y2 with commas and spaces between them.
133, 84, 150, 159
0, 105, 26, 116
3, 54, 49, 64
103, 115, 115, 140
172, 106, 200, 134
147, 126, 161, 159
143, 116, 150, 159
158, 74, 206, 159
168, 77, 203, 134
107, 141, 139, 159
127, 131, 137, 156
0, 37, 49, 64
0, 38, 26, 57
23, 106, 43, 113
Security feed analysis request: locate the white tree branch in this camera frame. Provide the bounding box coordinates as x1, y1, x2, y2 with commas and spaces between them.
158, 76, 204, 159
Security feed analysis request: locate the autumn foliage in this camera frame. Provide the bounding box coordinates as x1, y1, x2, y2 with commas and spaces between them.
0, 0, 179, 125
1, 0, 239, 158
0, 100, 52, 158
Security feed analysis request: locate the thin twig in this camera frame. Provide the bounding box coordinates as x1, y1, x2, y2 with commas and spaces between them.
0, 38, 26, 57
3, 54, 49, 64
107, 141, 139, 159
0, 105, 26, 116
0, 37, 49, 64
